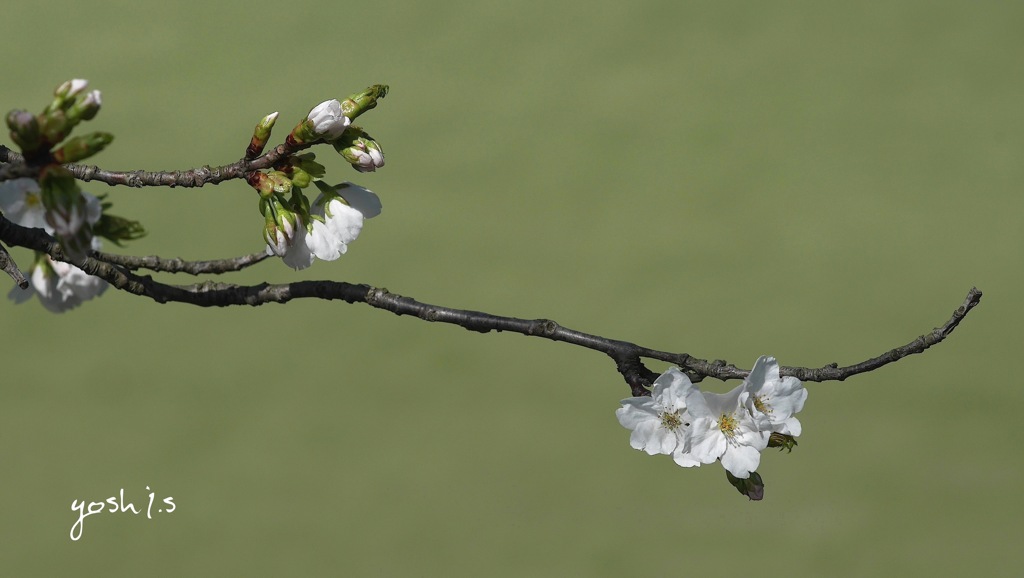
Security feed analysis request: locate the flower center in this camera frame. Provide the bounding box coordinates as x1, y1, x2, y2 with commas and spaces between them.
753, 395, 771, 415
25, 191, 42, 208
718, 412, 738, 437
659, 410, 684, 431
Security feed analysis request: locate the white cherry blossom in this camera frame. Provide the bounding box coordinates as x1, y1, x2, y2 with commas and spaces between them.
616, 368, 696, 457
743, 356, 807, 437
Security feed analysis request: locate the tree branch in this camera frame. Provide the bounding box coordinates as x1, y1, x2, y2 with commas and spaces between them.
1, 142, 311, 188
0, 240, 28, 289
0, 214, 982, 394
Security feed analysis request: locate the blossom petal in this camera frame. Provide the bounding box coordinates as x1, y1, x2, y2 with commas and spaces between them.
672, 449, 701, 468
615, 398, 659, 430
335, 182, 382, 219
651, 367, 692, 411
686, 417, 727, 464
720, 444, 763, 479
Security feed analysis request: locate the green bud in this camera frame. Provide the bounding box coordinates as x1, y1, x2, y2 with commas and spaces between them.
260, 192, 300, 256
55, 79, 89, 100
266, 171, 292, 195
725, 470, 764, 501
287, 118, 318, 147
67, 90, 102, 123
246, 111, 279, 159
6, 110, 42, 153
332, 127, 385, 172
289, 166, 312, 189
45, 79, 89, 115
340, 85, 388, 121
53, 132, 114, 163
248, 171, 275, 199
38, 109, 70, 146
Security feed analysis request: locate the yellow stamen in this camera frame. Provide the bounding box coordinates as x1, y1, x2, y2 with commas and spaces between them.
718, 413, 738, 437
660, 410, 683, 431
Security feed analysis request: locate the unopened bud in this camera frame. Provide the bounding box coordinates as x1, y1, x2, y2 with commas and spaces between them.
333, 131, 385, 172
53, 132, 114, 163
266, 171, 292, 195
55, 79, 89, 99
725, 470, 764, 501
68, 90, 102, 122
288, 100, 350, 146
289, 166, 312, 189
340, 85, 388, 121
246, 111, 279, 159
259, 193, 299, 256
248, 171, 275, 198
38, 109, 70, 146
6, 110, 42, 153
46, 79, 90, 116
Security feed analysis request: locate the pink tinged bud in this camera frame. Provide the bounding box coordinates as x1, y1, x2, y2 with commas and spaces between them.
351, 148, 375, 170
367, 145, 384, 168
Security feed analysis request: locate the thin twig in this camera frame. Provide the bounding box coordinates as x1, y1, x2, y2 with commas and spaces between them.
1, 141, 311, 188
92, 250, 270, 274
0, 215, 982, 394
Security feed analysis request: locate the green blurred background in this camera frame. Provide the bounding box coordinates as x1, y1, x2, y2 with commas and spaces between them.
1, 1, 1021, 575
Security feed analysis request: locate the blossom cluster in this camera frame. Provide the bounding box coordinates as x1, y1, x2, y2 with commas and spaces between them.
616, 356, 807, 489
0, 178, 107, 312
262, 181, 380, 270
254, 89, 388, 269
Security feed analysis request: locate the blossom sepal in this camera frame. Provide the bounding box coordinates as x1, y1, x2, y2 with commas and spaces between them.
767, 432, 798, 452
284, 153, 326, 189
93, 213, 146, 246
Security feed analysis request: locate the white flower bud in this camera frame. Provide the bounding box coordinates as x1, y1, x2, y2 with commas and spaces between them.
307, 99, 350, 140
